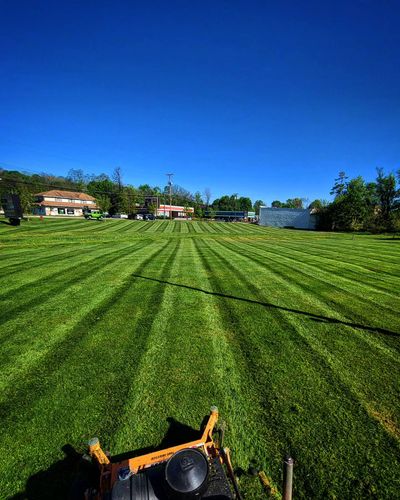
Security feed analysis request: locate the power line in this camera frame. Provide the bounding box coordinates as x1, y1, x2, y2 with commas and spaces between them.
0, 174, 194, 204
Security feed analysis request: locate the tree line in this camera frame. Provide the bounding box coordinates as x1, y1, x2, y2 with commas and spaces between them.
1, 166, 399, 232
0, 167, 266, 217
311, 169, 400, 233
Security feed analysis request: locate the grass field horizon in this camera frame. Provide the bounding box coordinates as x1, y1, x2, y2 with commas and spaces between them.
1, 218, 399, 499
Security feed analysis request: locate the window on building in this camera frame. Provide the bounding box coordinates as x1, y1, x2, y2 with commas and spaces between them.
58, 208, 65, 214
67, 208, 74, 215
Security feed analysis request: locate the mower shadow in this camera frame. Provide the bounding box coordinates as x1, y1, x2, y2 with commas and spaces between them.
10, 418, 203, 499
112, 416, 203, 462
131, 274, 400, 338
9, 444, 88, 500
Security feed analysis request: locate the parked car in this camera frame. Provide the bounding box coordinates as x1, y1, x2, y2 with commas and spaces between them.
112, 213, 128, 219
135, 214, 144, 220
144, 214, 156, 221
84, 209, 104, 220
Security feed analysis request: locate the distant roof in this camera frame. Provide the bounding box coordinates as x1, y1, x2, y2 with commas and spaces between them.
263, 207, 310, 212
158, 204, 194, 211
35, 190, 95, 201
35, 200, 98, 208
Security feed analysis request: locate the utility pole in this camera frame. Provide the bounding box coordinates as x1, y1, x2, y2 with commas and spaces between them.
166, 173, 173, 220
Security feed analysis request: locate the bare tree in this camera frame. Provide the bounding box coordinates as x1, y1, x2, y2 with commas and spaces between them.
112, 166, 123, 191
204, 187, 211, 207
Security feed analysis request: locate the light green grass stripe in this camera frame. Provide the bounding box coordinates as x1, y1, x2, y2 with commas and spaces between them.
0, 241, 160, 397
227, 238, 400, 312
220, 238, 400, 331
198, 238, 400, 497
215, 238, 400, 361
0, 240, 179, 497
211, 238, 400, 443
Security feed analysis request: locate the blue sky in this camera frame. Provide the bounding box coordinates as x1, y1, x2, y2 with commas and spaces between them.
1, 0, 399, 204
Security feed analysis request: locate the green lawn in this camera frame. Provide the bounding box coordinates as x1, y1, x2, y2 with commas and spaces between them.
1, 218, 399, 499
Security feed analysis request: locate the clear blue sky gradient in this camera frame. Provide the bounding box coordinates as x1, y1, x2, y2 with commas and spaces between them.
1, 0, 399, 204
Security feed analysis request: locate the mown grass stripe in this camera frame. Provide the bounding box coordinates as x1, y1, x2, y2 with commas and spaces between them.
219, 238, 400, 334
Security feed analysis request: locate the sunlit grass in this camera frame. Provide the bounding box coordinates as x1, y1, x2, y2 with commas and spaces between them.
0, 218, 399, 498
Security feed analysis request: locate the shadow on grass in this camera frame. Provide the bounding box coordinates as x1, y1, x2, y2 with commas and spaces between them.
9, 444, 91, 500
10, 418, 202, 499
0, 220, 12, 225
131, 274, 400, 338
112, 416, 203, 462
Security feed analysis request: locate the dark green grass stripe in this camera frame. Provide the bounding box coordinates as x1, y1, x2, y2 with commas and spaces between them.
93, 241, 183, 444
196, 239, 400, 497
239, 239, 400, 298
191, 221, 203, 233
209, 238, 400, 362
73, 221, 115, 233
108, 220, 137, 232
280, 239, 400, 270
215, 239, 400, 364
113, 220, 138, 232
201, 221, 218, 233
212, 222, 232, 234
0, 241, 182, 500
145, 221, 165, 233
159, 220, 169, 232
217, 238, 400, 340
0, 240, 175, 424
221, 237, 400, 319
0, 246, 90, 278
0, 243, 105, 279
0, 246, 145, 370
0, 245, 131, 325
2, 219, 88, 234
136, 221, 154, 232
0, 241, 153, 333
281, 242, 400, 277
263, 238, 400, 286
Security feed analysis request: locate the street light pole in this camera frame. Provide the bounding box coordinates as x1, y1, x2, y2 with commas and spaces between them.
166, 173, 173, 221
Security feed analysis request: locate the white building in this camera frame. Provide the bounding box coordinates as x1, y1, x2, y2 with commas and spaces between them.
157, 204, 194, 218
259, 207, 317, 230
33, 190, 98, 216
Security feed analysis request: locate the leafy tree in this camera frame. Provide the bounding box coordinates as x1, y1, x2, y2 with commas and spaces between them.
329, 176, 374, 231
123, 186, 138, 214
138, 184, 151, 193
271, 200, 283, 208
147, 203, 157, 215
330, 171, 349, 197
17, 185, 34, 214
96, 195, 111, 213
253, 200, 265, 214
87, 175, 114, 198
193, 191, 204, 217
375, 168, 399, 230
238, 196, 252, 211
285, 198, 304, 209
212, 194, 253, 212
308, 199, 327, 211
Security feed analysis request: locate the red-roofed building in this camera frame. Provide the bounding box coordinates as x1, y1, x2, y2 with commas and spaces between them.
33, 190, 98, 216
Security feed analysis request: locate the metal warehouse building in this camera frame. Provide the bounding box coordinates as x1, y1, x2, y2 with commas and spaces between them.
259, 207, 317, 230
